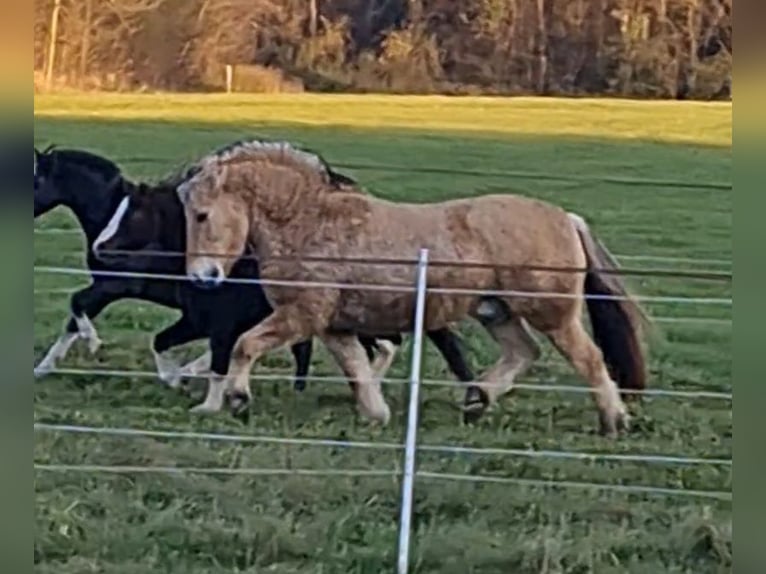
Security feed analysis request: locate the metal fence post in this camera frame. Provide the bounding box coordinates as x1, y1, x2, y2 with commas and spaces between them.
396, 248, 429, 574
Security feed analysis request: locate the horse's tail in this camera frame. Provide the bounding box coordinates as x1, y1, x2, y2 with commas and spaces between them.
569, 213, 649, 396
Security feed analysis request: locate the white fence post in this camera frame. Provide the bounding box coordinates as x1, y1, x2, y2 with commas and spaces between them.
225, 64, 234, 93
397, 248, 429, 574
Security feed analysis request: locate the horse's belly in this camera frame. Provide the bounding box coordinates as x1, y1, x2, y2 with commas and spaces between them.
328, 278, 488, 335
329, 289, 416, 334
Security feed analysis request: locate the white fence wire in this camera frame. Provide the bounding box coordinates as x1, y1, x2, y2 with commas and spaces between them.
32, 367, 734, 400
34, 423, 733, 467
34, 248, 733, 573
34, 265, 732, 306
32, 287, 731, 327
31, 227, 734, 266
35, 464, 731, 501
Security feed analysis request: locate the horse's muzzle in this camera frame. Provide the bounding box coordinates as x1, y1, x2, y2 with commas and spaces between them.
189, 260, 225, 290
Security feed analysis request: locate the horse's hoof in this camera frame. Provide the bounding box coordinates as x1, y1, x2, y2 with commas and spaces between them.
617, 411, 631, 433
370, 404, 391, 426
232, 408, 251, 426
163, 376, 183, 390
358, 399, 391, 426
462, 385, 489, 424
87, 337, 103, 355
176, 378, 193, 395
598, 410, 630, 438
33, 366, 51, 379
293, 379, 307, 392
228, 391, 251, 424
190, 402, 222, 415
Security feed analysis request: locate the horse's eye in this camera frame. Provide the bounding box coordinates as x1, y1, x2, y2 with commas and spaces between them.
195, 212, 208, 224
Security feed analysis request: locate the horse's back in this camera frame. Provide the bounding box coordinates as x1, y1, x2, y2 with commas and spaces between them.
365, 193, 577, 264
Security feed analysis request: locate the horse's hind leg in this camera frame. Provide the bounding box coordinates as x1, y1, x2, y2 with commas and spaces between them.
426, 327, 474, 382
464, 317, 540, 423
34, 283, 117, 377
33, 320, 80, 378
290, 340, 313, 392
545, 318, 628, 437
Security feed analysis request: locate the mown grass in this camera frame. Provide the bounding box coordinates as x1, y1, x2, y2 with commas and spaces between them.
34, 94, 732, 574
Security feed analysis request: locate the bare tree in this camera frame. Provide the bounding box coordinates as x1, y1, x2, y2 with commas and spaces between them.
32, 0, 732, 98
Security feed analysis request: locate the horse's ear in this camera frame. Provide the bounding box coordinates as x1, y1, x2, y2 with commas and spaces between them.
34, 146, 55, 174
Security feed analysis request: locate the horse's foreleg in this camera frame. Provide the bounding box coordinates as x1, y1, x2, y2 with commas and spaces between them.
320, 334, 391, 425
426, 327, 474, 382
152, 314, 205, 389
34, 283, 118, 377
191, 304, 315, 419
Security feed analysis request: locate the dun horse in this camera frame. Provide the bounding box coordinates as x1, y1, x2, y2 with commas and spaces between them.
178, 140, 648, 436
93, 172, 477, 397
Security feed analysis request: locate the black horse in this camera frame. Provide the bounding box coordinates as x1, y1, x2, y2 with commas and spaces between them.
34, 146, 476, 414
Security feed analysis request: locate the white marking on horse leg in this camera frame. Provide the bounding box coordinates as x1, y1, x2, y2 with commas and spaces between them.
152, 347, 182, 389
190, 374, 228, 414
178, 351, 212, 377
370, 339, 398, 383
34, 332, 79, 377
322, 334, 391, 425
93, 196, 130, 254
75, 314, 102, 354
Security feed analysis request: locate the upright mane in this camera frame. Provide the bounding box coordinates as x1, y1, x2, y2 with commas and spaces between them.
184, 138, 360, 193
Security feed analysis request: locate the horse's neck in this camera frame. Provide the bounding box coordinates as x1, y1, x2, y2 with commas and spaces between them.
62, 170, 127, 244
251, 217, 310, 263
156, 195, 187, 267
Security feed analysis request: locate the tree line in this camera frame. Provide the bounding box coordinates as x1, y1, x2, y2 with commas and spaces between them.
34, 0, 732, 100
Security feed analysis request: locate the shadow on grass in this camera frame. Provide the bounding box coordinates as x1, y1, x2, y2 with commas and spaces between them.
34, 117, 732, 191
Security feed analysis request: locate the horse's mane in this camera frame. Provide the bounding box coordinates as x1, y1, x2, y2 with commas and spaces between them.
166, 138, 360, 193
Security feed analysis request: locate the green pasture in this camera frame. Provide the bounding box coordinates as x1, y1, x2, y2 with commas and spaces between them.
34, 94, 732, 574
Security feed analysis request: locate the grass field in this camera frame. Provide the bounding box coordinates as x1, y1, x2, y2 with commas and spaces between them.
34, 94, 732, 574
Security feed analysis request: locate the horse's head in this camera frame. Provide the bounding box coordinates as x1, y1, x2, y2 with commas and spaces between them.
177, 162, 250, 289
34, 146, 123, 219
177, 140, 360, 290
92, 183, 175, 268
